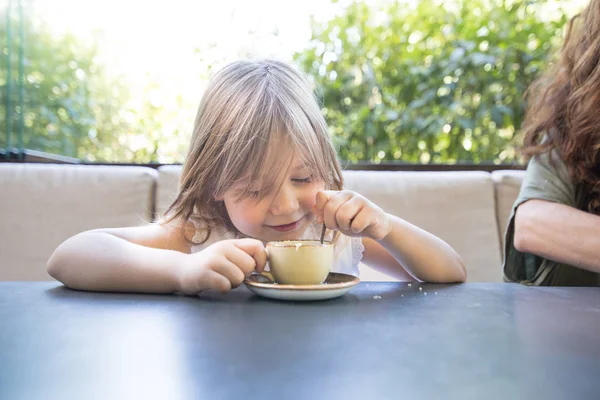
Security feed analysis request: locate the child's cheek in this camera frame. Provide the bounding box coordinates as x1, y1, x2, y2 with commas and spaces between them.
224, 197, 268, 234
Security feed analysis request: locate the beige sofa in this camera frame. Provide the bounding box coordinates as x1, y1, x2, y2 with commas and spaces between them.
0, 163, 525, 282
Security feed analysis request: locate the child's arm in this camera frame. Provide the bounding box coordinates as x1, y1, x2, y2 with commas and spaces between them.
47, 220, 266, 294
315, 191, 466, 283
362, 216, 466, 282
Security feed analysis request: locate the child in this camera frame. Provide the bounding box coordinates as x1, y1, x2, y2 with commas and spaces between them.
47, 59, 466, 294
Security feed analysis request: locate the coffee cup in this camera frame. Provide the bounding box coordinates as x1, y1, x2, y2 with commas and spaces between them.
265, 240, 333, 285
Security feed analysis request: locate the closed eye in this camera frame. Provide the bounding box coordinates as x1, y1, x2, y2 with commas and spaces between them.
292, 176, 313, 184
234, 187, 264, 200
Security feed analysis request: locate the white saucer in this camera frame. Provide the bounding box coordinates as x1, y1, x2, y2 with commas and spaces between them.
244, 272, 360, 301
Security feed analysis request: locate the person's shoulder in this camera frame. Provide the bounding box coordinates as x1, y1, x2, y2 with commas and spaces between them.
527, 149, 572, 183
90, 217, 193, 253
186, 217, 238, 252
153, 216, 199, 252
530, 148, 564, 167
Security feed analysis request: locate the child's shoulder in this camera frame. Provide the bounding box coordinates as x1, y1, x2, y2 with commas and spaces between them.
93, 217, 194, 254
186, 217, 237, 253
152, 216, 200, 253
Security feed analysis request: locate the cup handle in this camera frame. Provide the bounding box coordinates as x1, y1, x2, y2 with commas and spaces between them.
256, 247, 273, 281
259, 271, 275, 282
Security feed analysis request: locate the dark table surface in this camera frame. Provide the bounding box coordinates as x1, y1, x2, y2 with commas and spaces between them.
1, 282, 600, 400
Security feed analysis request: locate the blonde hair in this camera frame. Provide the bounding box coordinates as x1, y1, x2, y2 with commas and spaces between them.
163, 59, 344, 242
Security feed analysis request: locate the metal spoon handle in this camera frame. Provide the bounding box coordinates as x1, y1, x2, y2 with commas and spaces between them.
319, 223, 327, 244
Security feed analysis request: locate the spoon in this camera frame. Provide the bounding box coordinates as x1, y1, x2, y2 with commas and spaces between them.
319, 223, 327, 244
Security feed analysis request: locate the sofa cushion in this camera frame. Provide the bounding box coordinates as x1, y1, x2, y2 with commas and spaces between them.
0, 164, 157, 281
156, 164, 182, 217
157, 166, 502, 282
343, 171, 502, 282
491, 170, 526, 254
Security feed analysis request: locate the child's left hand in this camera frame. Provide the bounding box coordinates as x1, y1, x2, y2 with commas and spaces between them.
314, 190, 392, 241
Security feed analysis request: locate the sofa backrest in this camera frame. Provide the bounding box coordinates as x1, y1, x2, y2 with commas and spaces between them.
344, 170, 503, 282
156, 164, 182, 218
0, 164, 157, 280
0, 163, 525, 282
156, 166, 504, 282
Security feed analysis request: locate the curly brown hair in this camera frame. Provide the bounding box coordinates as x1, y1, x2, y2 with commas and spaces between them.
521, 0, 600, 212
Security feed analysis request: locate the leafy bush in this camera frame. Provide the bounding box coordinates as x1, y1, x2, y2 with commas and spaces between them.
294, 0, 570, 164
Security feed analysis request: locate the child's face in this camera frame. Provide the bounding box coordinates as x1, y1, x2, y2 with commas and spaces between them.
223, 158, 324, 242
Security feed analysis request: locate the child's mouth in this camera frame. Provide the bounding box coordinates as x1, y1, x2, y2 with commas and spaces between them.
268, 218, 302, 232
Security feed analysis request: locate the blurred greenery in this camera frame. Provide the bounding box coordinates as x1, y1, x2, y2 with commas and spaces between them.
294, 0, 569, 164
1, 5, 189, 162
2, 8, 103, 159
2, 0, 573, 164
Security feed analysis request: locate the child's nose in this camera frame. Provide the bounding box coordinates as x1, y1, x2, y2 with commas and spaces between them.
270, 186, 299, 216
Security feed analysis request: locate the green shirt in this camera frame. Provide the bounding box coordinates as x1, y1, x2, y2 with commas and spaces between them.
503, 151, 600, 286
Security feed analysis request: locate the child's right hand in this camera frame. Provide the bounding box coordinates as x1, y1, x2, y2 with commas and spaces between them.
175, 238, 267, 295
